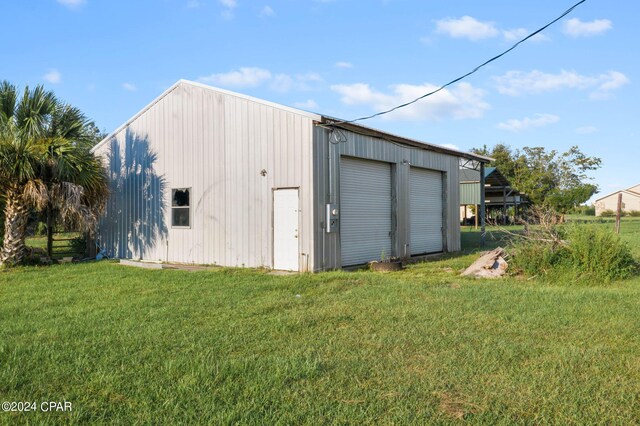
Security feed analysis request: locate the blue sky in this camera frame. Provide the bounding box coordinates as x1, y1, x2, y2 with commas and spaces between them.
1, 0, 637, 201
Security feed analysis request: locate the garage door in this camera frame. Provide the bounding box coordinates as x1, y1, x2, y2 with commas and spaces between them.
340, 157, 393, 266
409, 167, 443, 255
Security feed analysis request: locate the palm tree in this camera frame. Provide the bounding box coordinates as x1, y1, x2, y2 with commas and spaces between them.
0, 81, 109, 266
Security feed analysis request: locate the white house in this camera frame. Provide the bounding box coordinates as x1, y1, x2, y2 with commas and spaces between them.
595, 184, 640, 216
91, 80, 490, 271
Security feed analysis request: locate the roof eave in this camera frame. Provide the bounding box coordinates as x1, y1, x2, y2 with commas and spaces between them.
319, 117, 494, 163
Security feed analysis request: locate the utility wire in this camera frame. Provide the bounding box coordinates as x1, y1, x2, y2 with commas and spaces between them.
329, 0, 587, 126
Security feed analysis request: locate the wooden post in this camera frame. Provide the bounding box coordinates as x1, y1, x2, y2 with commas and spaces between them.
615, 192, 622, 234
480, 163, 486, 247
474, 205, 478, 229
502, 187, 507, 225
46, 207, 54, 258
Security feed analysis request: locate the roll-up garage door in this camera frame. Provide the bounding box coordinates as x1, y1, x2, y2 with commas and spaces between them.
409, 167, 443, 255
340, 157, 393, 266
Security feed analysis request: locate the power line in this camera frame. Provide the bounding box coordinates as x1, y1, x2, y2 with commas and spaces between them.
329, 0, 587, 126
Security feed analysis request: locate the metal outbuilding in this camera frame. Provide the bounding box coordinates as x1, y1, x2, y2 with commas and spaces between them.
91, 80, 491, 271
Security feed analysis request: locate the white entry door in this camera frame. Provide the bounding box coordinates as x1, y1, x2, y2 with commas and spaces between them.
273, 189, 299, 271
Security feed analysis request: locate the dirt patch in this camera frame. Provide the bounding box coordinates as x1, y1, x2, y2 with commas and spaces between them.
435, 391, 482, 420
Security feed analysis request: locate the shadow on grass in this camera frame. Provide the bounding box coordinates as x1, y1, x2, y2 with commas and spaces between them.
460, 225, 524, 253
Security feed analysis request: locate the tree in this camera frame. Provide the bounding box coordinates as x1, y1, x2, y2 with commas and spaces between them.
0, 81, 109, 266
473, 144, 601, 217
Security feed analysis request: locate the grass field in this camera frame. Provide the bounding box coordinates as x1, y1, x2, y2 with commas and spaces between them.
0, 218, 639, 424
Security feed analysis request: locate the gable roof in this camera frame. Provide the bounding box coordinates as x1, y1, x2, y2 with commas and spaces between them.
459, 167, 510, 186
626, 184, 640, 195
92, 79, 492, 163
595, 189, 640, 202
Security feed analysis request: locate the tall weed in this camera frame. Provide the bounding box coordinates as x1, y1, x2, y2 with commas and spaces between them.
510, 224, 637, 284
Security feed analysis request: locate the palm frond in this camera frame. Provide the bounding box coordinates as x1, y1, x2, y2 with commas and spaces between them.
20, 179, 48, 210
15, 85, 56, 139
0, 81, 18, 125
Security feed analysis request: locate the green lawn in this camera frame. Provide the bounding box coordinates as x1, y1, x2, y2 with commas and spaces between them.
0, 220, 639, 424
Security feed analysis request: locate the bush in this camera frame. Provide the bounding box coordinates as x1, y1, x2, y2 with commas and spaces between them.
35, 221, 47, 236
571, 205, 596, 216
627, 210, 640, 217
599, 209, 615, 217
70, 234, 88, 256
564, 226, 637, 282
510, 225, 637, 284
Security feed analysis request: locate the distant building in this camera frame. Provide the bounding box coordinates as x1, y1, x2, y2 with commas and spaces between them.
459, 167, 526, 225
594, 184, 640, 216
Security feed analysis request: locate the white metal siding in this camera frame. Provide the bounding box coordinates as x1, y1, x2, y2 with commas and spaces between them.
93, 81, 317, 270
409, 167, 443, 255
340, 157, 392, 266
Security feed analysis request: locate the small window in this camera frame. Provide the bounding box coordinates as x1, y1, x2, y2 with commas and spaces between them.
172, 188, 190, 228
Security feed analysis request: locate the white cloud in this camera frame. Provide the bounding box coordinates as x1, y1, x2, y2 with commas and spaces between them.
219, 0, 236, 7
576, 126, 597, 135
197, 67, 322, 92
597, 71, 628, 91
270, 72, 322, 92
502, 28, 550, 42
563, 18, 612, 37
294, 99, 318, 110
494, 69, 629, 99
330, 81, 490, 121
498, 113, 559, 132
122, 83, 137, 92
43, 69, 61, 84
57, 0, 85, 9
198, 67, 272, 88
259, 5, 274, 17
270, 74, 293, 92
502, 28, 528, 41
219, 0, 236, 19
440, 143, 461, 151
435, 16, 499, 41
335, 61, 353, 69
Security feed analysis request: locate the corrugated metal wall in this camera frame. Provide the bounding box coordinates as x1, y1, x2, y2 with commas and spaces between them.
313, 126, 461, 270
460, 182, 481, 205
94, 81, 318, 271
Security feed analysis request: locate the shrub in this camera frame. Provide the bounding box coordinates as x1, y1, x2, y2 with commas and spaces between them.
35, 221, 47, 236
627, 210, 640, 217
564, 226, 637, 283
510, 224, 637, 284
571, 205, 596, 216
599, 209, 615, 217
70, 234, 88, 256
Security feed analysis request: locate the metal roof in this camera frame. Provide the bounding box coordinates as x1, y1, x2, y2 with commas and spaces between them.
459, 167, 510, 186
92, 79, 493, 163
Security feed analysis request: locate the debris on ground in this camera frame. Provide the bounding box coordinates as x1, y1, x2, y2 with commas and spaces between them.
26, 247, 53, 265
461, 247, 508, 279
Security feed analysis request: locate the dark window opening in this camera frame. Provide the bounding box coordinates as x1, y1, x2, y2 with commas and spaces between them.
172, 188, 190, 227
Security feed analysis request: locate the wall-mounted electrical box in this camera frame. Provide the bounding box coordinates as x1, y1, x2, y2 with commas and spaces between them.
326, 203, 339, 233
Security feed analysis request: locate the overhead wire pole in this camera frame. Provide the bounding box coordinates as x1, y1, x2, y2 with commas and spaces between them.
480, 162, 486, 247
